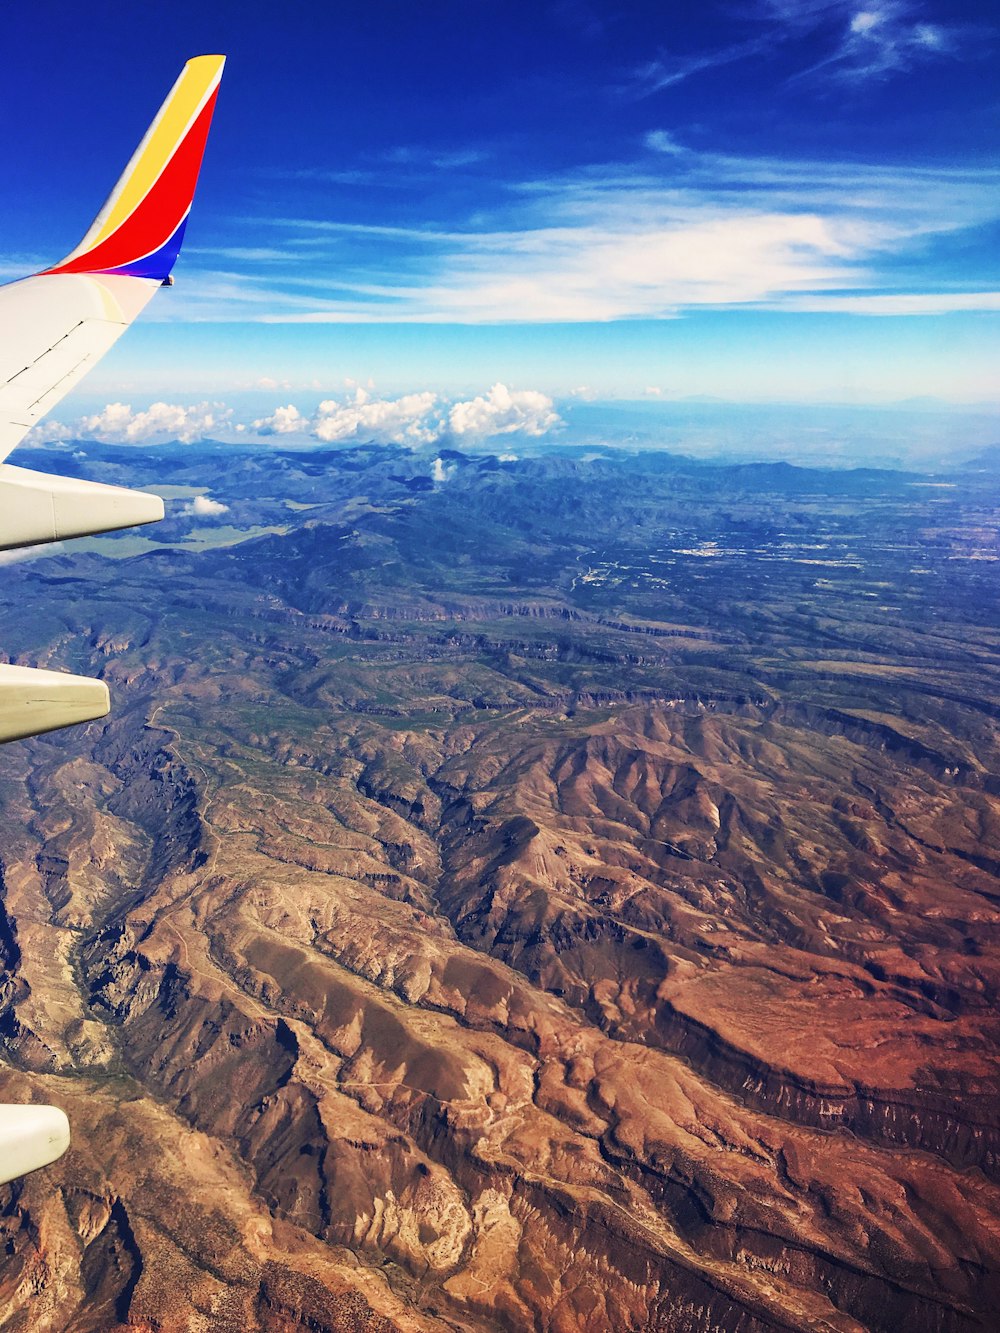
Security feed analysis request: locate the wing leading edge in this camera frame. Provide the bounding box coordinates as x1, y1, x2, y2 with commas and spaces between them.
0, 59, 225, 1184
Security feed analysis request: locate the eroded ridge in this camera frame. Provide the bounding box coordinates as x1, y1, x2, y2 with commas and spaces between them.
1, 443, 999, 1330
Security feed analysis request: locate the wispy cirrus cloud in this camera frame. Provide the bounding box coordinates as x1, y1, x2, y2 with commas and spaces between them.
202, 148, 997, 325
265, 141, 493, 190
623, 0, 983, 94
127, 103, 999, 329
785, 0, 976, 82
380, 145, 490, 171
774, 291, 1000, 314
0, 253, 52, 281
184, 246, 303, 263
643, 130, 689, 156
625, 35, 775, 96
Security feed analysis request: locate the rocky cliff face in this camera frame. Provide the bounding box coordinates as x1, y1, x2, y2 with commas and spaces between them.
0, 444, 998, 1330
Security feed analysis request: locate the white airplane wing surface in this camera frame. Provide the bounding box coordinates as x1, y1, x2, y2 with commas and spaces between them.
0, 54, 223, 462
0, 56, 225, 1184
0, 272, 160, 463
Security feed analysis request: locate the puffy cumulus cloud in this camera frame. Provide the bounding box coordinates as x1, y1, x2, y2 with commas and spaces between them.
253, 403, 310, 435
27, 385, 563, 452
0, 542, 62, 566
253, 386, 560, 446
181, 494, 229, 517
431, 457, 456, 483
27, 420, 72, 444
74, 401, 231, 444
254, 385, 560, 447
312, 387, 441, 445
448, 384, 561, 441
250, 388, 446, 446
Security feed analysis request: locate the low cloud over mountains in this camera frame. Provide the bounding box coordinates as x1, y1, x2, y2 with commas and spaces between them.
29, 383, 563, 449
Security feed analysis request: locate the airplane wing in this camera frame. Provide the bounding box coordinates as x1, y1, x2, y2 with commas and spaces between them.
0, 58, 225, 1184
0, 53, 225, 741
0, 54, 224, 463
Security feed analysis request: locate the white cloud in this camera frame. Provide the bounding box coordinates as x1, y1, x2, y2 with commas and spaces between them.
645, 130, 687, 155
181, 494, 229, 517
28, 421, 71, 444
382, 144, 488, 170
257, 385, 560, 446
253, 403, 310, 435
249, 146, 999, 325
431, 457, 455, 483
850, 11, 882, 34
419, 212, 869, 322
187, 246, 301, 263
0, 542, 64, 565
62, 401, 232, 444
25, 385, 564, 450
312, 387, 441, 445
775, 290, 1000, 314
0, 254, 49, 282
914, 23, 944, 49
147, 125, 997, 329
622, 1, 975, 96
448, 384, 561, 439
781, 0, 974, 82
626, 37, 772, 96
644, 386, 663, 396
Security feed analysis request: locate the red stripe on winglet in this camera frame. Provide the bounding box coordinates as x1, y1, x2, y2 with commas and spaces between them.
44, 88, 220, 277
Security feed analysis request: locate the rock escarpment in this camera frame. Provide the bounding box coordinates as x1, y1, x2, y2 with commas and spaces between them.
0, 444, 998, 1330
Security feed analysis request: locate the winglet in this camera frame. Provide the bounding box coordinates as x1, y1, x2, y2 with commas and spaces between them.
42, 54, 225, 282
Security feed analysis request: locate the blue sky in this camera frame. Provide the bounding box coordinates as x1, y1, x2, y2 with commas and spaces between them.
2, 0, 998, 452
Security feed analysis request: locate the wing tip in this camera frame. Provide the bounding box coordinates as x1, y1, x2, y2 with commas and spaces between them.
40, 54, 226, 282
186, 53, 226, 80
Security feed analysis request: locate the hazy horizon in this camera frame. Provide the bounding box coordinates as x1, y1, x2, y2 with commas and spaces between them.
3, 0, 997, 418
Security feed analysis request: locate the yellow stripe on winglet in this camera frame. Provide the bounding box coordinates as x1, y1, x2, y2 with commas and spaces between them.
91, 55, 225, 247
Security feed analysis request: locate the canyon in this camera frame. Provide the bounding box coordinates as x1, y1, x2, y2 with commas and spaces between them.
0, 442, 997, 1330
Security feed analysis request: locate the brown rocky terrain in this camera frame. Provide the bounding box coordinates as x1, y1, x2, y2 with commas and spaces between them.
0, 443, 998, 1330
